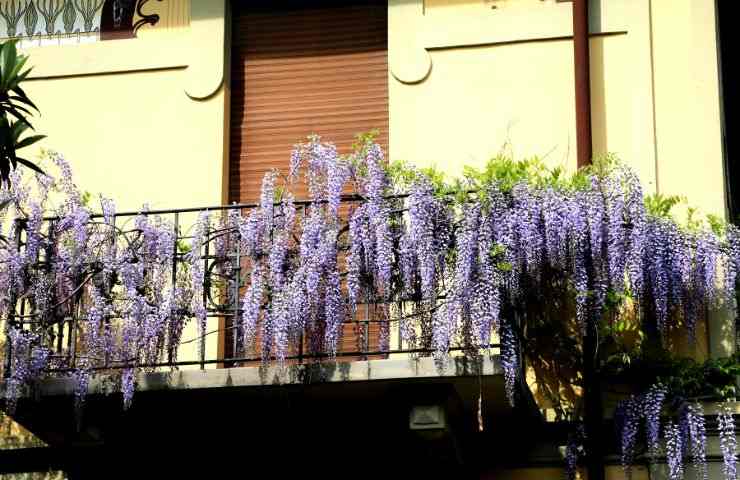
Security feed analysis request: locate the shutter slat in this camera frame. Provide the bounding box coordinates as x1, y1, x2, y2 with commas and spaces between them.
230, 3, 388, 204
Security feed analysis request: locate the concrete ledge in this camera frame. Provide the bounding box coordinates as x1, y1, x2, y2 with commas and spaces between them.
25, 32, 190, 79
1, 355, 502, 399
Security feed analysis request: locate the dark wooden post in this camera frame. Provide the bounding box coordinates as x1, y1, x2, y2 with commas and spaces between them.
573, 2, 602, 480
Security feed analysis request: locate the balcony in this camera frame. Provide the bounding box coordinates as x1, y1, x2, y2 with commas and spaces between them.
1, 186, 536, 477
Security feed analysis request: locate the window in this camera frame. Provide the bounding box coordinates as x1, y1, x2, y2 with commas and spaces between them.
0, 0, 162, 47
718, 0, 739, 224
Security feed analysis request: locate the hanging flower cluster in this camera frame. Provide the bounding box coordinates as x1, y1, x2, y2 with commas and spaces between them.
1, 141, 739, 436
616, 387, 726, 480
1, 154, 186, 412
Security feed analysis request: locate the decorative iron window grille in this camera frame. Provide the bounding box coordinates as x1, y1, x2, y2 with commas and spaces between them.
0, 0, 160, 46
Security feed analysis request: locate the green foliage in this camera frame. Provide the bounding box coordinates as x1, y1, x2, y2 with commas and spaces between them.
644, 193, 683, 219
176, 239, 191, 254
0, 39, 46, 186
707, 213, 727, 237
604, 346, 740, 402
350, 129, 380, 155
344, 130, 381, 182
386, 159, 448, 195
644, 194, 731, 237
463, 155, 550, 193
80, 190, 92, 207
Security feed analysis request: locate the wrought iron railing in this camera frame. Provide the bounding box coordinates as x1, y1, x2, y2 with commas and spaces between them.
2, 196, 503, 381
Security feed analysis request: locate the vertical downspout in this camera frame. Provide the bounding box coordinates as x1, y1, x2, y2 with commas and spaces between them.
573, 0, 593, 168
573, 2, 603, 480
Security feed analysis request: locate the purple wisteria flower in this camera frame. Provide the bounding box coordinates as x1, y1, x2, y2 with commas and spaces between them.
323, 269, 344, 357
624, 169, 646, 300
665, 420, 684, 480
719, 404, 737, 480
121, 367, 135, 410
3, 326, 36, 414
241, 264, 264, 354
268, 194, 296, 292
605, 173, 627, 292
408, 178, 442, 300
565, 423, 585, 480
188, 210, 211, 359
686, 403, 708, 480
644, 383, 667, 459
500, 317, 518, 407
472, 210, 500, 346
347, 205, 367, 313
571, 193, 590, 335
73, 365, 91, 414
616, 395, 641, 479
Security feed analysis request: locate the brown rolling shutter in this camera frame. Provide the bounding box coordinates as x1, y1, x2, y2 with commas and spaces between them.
229, 2, 389, 203
226, 2, 389, 363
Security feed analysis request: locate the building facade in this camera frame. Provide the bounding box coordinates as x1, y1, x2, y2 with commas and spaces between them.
1, 0, 737, 478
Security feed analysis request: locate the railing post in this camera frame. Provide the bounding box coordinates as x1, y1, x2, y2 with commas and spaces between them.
169, 212, 179, 365
200, 224, 209, 370
40, 219, 55, 360
363, 287, 370, 361
232, 209, 241, 365
297, 204, 306, 364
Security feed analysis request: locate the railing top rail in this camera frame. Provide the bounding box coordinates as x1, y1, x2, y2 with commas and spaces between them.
35, 191, 418, 222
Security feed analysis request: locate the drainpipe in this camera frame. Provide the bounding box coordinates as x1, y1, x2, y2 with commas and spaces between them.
573, 0, 593, 168
572, 2, 603, 480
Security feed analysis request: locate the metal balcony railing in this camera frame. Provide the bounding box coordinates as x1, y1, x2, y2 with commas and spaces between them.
2, 195, 503, 382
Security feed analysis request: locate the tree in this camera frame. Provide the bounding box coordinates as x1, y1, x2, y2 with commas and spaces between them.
0, 40, 45, 188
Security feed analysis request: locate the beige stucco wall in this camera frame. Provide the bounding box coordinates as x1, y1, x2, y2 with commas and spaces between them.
651, 0, 725, 218
25, 69, 225, 211
388, 0, 726, 220
18, 0, 228, 366
389, 0, 653, 186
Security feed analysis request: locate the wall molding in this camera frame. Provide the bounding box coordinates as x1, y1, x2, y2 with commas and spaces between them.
184, 0, 225, 100
25, 31, 189, 79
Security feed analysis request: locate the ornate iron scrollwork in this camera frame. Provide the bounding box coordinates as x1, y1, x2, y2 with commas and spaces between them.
100, 0, 161, 40
0, 0, 162, 41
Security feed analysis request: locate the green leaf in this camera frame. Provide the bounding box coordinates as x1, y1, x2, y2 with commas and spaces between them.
2, 40, 18, 90
11, 85, 39, 111
5, 104, 34, 122
14, 134, 45, 150
14, 157, 46, 176
6, 55, 28, 87
496, 261, 513, 272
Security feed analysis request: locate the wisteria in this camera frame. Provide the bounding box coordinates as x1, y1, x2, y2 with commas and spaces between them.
565, 423, 585, 480
686, 403, 708, 480
615, 394, 641, 480
719, 404, 737, 480
665, 420, 684, 480
499, 317, 518, 407
1, 141, 740, 474
644, 383, 667, 460
614, 385, 737, 480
